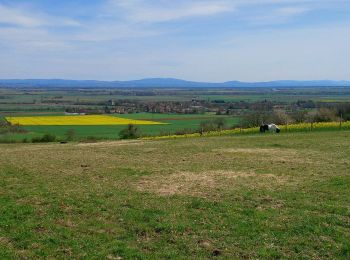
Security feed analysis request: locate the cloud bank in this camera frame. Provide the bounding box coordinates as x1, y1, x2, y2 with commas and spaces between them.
0, 0, 349, 81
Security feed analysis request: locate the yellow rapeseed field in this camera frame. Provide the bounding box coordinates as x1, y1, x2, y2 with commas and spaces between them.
5, 115, 165, 126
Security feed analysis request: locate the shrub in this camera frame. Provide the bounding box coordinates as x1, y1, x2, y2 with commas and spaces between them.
240, 112, 268, 128
213, 118, 227, 130
41, 134, 56, 142
270, 110, 294, 125
291, 110, 308, 123
200, 118, 227, 132
79, 136, 105, 143
119, 124, 140, 139
0, 122, 27, 135
32, 134, 56, 143
314, 108, 337, 122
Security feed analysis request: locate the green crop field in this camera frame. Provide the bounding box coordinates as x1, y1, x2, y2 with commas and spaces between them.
0, 113, 239, 142
0, 131, 349, 258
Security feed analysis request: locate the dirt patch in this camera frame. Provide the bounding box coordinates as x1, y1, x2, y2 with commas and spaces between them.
212, 148, 314, 164
77, 140, 146, 147
143, 147, 158, 152
0, 237, 12, 246
137, 170, 282, 197
255, 195, 285, 211
213, 148, 298, 155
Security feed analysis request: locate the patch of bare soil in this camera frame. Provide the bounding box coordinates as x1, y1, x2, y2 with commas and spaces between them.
137, 170, 283, 197
77, 140, 146, 147
212, 148, 313, 164
212, 148, 298, 155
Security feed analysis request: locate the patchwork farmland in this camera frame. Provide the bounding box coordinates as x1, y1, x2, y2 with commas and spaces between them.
1, 113, 240, 142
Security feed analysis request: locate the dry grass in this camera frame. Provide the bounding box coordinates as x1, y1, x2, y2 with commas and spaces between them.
77, 139, 146, 147
212, 147, 316, 164
137, 170, 285, 197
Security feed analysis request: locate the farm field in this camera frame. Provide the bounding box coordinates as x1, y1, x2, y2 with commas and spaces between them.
2, 87, 350, 116
5, 115, 164, 126
0, 131, 349, 258
1, 86, 350, 142
1, 113, 239, 141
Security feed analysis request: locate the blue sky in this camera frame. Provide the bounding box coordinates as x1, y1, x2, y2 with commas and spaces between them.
0, 0, 349, 81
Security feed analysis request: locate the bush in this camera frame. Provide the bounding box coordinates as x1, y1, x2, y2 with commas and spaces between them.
291, 110, 308, 123
0, 122, 28, 135
270, 110, 294, 125
41, 134, 56, 142
314, 108, 337, 122
200, 118, 227, 132
83, 136, 100, 142
240, 112, 267, 128
335, 103, 350, 121
32, 134, 56, 143
31, 137, 42, 143
241, 110, 294, 127
119, 124, 140, 139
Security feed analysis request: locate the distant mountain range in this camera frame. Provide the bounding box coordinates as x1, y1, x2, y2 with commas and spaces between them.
0, 78, 350, 88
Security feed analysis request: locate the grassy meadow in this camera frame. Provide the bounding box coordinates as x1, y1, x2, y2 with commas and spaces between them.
0, 131, 349, 258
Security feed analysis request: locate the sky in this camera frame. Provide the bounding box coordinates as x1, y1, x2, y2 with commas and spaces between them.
0, 0, 349, 82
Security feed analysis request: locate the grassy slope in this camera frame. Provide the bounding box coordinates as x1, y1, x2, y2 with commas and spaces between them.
0, 131, 349, 258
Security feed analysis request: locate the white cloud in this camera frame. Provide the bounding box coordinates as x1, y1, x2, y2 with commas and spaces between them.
76, 0, 235, 42
0, 27, 73, 52
74, 24, 161, 42
242, 6, 310, 25
109, 0, 235, 23
0, 3, 80, 53
0, 3, 80, 28
277, 6, 309, 16
0, 4, 44, 27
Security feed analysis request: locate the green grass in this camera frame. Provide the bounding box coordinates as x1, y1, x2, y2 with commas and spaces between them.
0, 131, 349, 258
